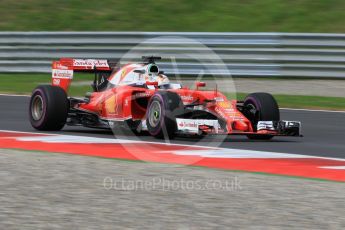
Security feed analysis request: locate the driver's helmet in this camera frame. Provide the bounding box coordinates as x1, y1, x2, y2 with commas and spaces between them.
144, 73, 169, 85
143, 71, 156, 81
156, 74, 169, 85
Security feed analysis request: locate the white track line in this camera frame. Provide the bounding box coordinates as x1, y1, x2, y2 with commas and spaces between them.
0, 129, 218, 150
1, 129, 345, 162
280, 107, 345, 113
319, 166, 345, 170
0, 93, 30, 97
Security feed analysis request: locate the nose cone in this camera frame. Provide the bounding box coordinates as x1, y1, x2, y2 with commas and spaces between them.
233, 120, 248, 131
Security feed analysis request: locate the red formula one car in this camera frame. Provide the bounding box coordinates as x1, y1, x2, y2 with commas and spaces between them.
29, 56, 301, 140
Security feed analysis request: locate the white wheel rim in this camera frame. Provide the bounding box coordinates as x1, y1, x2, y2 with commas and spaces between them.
148, 101, 162, 128
31, 95, 44, 121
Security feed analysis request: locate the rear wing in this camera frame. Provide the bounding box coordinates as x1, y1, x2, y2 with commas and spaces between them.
51, 58, 116, 92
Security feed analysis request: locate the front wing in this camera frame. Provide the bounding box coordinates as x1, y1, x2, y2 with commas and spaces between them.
172, 119, 302, 137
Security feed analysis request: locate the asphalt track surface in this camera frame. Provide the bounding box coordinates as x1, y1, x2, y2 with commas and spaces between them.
1, 95, 344, 159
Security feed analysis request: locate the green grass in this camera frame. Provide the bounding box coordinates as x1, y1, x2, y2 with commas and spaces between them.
1, 73, 345, 110
1, 0, 345, 32
0, 73, 93, 97
234, 93, 345, 111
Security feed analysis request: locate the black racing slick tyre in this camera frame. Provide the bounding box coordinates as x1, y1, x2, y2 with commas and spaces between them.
146, 91, 184, 139
243, 92, 280, 140
29, 85, 69, 131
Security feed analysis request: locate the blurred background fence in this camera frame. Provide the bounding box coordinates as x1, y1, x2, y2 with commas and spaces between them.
1, 32, 345, 78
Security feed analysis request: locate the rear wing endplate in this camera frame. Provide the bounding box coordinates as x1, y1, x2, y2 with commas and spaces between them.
51, 58, 114, 92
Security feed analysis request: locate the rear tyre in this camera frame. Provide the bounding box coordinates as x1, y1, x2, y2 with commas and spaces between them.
29, 85, 69, 131
243, 92, 280, 140
146, 91, 184, 139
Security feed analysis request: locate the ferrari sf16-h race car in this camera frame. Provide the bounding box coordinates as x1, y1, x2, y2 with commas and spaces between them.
29, 56, 302, 140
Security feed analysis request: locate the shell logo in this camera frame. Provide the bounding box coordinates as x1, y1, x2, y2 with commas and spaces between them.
217, 101, 232, 109
105, 95, 117, 114
119, 70, 127, 82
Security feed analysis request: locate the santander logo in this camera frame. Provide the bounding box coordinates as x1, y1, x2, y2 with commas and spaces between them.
178, 121, 198, 128
52, 69, 73, 79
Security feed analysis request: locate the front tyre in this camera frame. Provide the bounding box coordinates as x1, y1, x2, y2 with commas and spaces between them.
146, 91, 184, 139
243, 92, 280, 140
29, 85, 69, 131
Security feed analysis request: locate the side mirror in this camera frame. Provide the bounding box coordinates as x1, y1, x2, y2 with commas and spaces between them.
134, 69, 145, 74
196, 81, 206, 89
